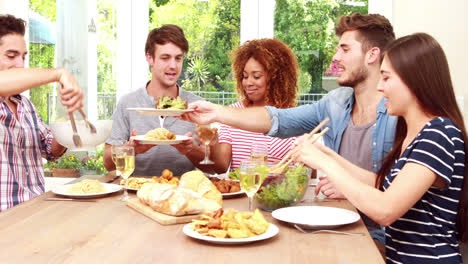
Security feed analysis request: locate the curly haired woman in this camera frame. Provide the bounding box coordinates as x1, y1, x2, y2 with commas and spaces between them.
206, 38, 299, 173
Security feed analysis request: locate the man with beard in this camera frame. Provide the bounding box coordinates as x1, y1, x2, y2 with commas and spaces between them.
180, 13, 397, 247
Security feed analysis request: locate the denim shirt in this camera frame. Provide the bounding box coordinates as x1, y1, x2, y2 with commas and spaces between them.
265, 87, 397, 172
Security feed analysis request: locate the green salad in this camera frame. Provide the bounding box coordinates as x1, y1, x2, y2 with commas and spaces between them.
255, 164, 310, 211
229, 168, 240, 180
229, 165, 269, 181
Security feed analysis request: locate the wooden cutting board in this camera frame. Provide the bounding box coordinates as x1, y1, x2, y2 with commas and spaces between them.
126, 198, 201, 225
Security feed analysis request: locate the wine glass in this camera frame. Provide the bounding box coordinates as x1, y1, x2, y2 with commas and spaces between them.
239, 159, 265, 211
250, 142, 268, 164
112, 145, 135, 201
197, 124, 217, 165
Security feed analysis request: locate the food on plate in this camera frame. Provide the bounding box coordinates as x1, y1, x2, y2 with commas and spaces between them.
136, 170, 222, 216
144, 128, 176, 140
179, 170, 222, 207
189, 208, 270, 238
210, 178, 241, 193
155, 95, 187, 110
255, 164, 310, 210
121, 169, 179, 189
67, 179, 106, 194
228, 168, 240, 180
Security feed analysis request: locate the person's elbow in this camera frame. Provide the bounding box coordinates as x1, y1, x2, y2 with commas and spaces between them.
373, 207, 400, 227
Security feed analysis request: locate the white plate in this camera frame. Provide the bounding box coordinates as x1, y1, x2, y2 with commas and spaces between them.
131, 135, 191, 145
51, 183, 123, 199
127, 107, 193, 117
221, 190, 245, 198
272, 206, 360, 229
183, 223, 279, 245
123, 186, 139, 192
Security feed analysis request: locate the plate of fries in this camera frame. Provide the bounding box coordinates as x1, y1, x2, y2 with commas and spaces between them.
183, 208, 279, 245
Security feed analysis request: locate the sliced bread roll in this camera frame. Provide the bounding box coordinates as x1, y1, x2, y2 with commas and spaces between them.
179, 170, 222, 207
137, 183, 204, 216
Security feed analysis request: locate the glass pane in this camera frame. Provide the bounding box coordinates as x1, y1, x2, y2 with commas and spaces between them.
149, 0, 240, 105
274, 0, 368, 98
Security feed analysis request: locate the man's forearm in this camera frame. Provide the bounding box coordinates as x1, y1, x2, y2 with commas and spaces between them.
50, 139, 67, 158
217, 106, 272, 134
0, 68, 62, 96
103, 144, 116, 171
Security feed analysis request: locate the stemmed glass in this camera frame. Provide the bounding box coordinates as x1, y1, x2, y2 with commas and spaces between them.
250, 142, 268, 164
112, 145, 135, 201
197, 124, 217, 165
239, 159, 265, 211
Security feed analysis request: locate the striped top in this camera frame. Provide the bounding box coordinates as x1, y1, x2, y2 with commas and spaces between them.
0, 95, 59, 212
383, 117, 464, 264
218, 102, 296, 171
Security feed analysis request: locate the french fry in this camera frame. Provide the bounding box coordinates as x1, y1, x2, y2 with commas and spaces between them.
190, 209, 271, 239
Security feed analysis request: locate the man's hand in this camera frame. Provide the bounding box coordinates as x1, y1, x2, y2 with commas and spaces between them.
57, 68, 83, 113
179, 101, 220, 124
315, 176, 346, 199
172, 132, 198, 155
127, 129, 154, 154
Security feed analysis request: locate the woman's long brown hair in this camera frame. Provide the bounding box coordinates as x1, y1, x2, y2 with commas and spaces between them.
375, 33, 468, 242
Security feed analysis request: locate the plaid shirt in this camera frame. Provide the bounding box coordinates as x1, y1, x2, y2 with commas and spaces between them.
0, 95, 60, 211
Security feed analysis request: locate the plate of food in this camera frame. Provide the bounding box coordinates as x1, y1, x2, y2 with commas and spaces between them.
183, 209, 278, 245
51, 179, 123, 199
128, 96, 194, 116
121, 172, 179, 191
209, 178, 244, 198
132, 135, 191, 145
127, 108, 193, 117
272, 206, 360, 229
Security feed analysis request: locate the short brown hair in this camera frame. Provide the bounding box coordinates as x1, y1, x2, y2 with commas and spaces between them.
231, 38, 299, 108
145, 24, 189, 57
335, 13, 395, 54
0, 14, 26, 44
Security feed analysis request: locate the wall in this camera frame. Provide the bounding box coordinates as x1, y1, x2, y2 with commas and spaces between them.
392, 0, 468, 126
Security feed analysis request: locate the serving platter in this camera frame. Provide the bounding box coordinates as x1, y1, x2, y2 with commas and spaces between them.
51, 183, 122, 199
272, 206, 360, 229
127, 107, 193, 117
183, 223, 279, 245
131, 135, 191, 145
221, 190, 245, 198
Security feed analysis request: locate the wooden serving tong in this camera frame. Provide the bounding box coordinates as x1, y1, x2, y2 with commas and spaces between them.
270, 117, 330, 173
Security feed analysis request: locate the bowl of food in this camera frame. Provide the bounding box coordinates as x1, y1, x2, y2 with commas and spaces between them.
255, 164, 311, 211
49, 120, 113, 151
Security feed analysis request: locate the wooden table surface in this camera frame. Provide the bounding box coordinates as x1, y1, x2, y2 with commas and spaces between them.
0, 175, 384, 264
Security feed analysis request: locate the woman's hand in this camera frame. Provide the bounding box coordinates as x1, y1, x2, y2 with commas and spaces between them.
315, 176, 346, 199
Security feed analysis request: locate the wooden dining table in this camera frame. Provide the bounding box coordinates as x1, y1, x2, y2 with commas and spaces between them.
0, 174, 384, 264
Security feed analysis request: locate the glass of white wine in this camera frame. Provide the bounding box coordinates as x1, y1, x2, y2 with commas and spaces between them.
239, 159, 264, 211
197, 124, 217, 165
250, 142, 268, 164
112, 145, 135, 201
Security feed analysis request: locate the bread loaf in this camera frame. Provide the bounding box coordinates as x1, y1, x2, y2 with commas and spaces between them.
179, 170, 222, 206
137, 183, 204, 216
137, 170, 223, 216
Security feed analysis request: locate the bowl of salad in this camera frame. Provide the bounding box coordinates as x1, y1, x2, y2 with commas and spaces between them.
254, 164, 311, 211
